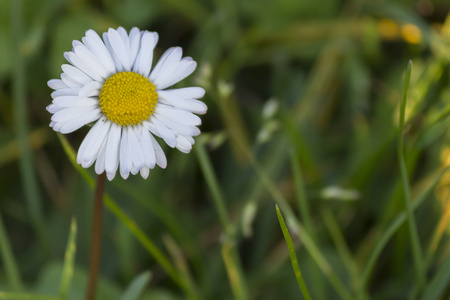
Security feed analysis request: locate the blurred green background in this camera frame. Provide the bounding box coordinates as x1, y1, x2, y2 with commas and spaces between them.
1, 0, 450, 299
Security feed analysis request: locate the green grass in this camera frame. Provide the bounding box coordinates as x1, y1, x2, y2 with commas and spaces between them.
1, 0, 450, 299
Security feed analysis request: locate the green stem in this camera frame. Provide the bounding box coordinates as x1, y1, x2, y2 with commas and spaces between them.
398, 61, 426, 290
85, 173, 106, 300
194, 139, 233, 239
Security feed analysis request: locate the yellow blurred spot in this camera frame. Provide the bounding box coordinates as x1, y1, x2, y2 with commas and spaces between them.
378, 19, 400, 41
401, 24, 422, 44
441, 147, 450, 166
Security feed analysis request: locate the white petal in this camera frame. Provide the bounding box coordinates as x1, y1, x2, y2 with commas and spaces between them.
61, 73, 83, 88
79, 81, 103, 97
82, 29, 117, 77
61, 64, 92, 85
128, 126, 145, 170
158, 90, 207, 114
130, 164, 139, 175
52, 106, 97, 122
48, 79, 69, 90
59, 108, 102, 134
149, 134, 167, 168
150, 47, 182, 84
154, 113, 200, 136
142, 120, 161, 138
155, 58, 197, 90
67, 51, 104, 82
167, 87, 205, 99
150, 118, 177, 148
129, 27, 141, 68
51, 88, 80, 98
155, 104, 201, 126
102, 32, 124, 72
64, 52, 72, 64
140, 167, 150, 179
108, 28, 131, 71
95, 137, 108, 175
72, 40, 83, 49
77, 117, 111, 167
47, 104, 63, 114
141, 128, 156, 169
53, 96, 98, 107
176, 134, 193, 153
133, 31, 158, 77
73, 45, 109, 80
119, 127, 132, 179
105, 123, 122, 177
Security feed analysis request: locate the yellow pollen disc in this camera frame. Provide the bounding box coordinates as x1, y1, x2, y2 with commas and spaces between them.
99, 72, 158, 126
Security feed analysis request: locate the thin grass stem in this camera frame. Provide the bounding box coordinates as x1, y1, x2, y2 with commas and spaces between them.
194, 139, 233, 238
276, 205, 312, 300
398, 61, 426, 289
0, 212, 24, 291
291, 151, 326, 299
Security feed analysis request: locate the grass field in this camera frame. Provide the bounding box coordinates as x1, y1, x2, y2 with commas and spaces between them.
1, 0, 450, 299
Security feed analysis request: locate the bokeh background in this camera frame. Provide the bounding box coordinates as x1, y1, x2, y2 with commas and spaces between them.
1, 0, 450, 299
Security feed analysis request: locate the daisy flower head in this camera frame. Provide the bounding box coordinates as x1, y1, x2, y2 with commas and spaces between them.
47, 27, 207, 180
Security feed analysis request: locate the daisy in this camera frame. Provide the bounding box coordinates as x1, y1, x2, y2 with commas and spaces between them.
47, 27, 207, 180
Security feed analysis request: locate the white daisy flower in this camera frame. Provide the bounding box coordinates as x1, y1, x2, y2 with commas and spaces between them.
47, 27, 207, 180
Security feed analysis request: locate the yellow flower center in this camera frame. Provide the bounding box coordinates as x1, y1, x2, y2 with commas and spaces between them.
99, 72, 158, 126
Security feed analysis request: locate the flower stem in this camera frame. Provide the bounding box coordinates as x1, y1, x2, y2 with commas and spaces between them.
85, 173, 106, 300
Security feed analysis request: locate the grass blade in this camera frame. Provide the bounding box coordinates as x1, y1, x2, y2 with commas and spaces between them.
221, 241, 248, 300
163, 235, 199, 300
276, 205, 312, 300
0, 211, 24, 291
419, 253, 450, 300
358, 168, 446, 296
398, 60, 426, 288
59, 218, 77, 299
120, 271, 152, 300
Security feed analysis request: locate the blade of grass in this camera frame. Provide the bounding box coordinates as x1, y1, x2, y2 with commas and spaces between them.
419, 253, 450, 300
57, 134, 183, 290
120, 271, 152, 300
163, 234, 200, 300
194, 138, 249, 300
0, 211, 24, 291
398, 61, 426, 288
426, 198, 450, 261
321, 208, 363, 296
11, 0, 49, 258
276, 205, 312, 300
291, 151, 326, 299
59, 218, 77, 299
221, 241, 248, 300
358, 168, 447, 297
194, 138, 233, 238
